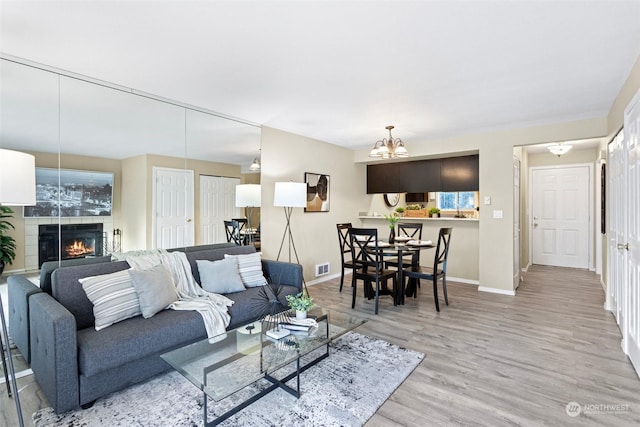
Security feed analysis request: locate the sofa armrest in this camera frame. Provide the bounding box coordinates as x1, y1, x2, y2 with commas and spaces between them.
262, 260, 303, 291
30, 293, 80, 413
7, 275, 43, 362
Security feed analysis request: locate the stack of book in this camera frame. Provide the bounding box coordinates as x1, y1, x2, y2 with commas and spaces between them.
279, 316, 320, 335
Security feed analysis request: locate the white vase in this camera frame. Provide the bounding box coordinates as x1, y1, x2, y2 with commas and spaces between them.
296, 310, 307, 320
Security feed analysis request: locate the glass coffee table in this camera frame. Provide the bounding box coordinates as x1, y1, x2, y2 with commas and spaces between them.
161, 308, 366, 426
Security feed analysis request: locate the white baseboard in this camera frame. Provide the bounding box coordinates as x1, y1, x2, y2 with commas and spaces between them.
307, 272, 344, 286
478, 286, 516, 296
447, 276, 479, 286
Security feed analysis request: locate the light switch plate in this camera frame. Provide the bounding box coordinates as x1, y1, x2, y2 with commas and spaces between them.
484, 196, 491, 205
493, 210, 503, 219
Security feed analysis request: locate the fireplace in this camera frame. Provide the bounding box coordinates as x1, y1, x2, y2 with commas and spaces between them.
38, 223, 104, 267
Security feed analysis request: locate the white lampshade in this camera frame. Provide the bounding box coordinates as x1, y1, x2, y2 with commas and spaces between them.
274, 182, 306, 207
235, 184, 261, 207
0, 149, 36, 206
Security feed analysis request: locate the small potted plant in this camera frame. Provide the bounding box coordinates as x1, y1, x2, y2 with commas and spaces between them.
383, 213, 399, 243
394, 206, 405, 216
429, 207, 441, 218
0, 205, 17, 276
286, 292, 315, 319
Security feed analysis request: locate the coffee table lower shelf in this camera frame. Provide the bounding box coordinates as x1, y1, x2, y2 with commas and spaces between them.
203, 343, 329, 426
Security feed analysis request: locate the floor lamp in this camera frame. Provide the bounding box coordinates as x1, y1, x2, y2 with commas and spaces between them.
273, 181, 306, 264
235, 184, 261, 245
0, 148, 35, 427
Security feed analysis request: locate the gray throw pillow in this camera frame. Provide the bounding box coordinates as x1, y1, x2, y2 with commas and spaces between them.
197, 258, 246, 294
129, 264, 178, 318
80, 269, 142, 331
225, 252, 268, 287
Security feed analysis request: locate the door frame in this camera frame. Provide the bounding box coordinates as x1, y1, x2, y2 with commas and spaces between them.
528, 163, 594, 271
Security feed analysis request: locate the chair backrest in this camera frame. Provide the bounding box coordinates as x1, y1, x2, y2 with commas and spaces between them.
224, 220, 243, 245
398, 222, 423, 240
232, 218, 248, 233
433, 228, 453, 273
349, 227, 381, 270
336, 223, 353, 260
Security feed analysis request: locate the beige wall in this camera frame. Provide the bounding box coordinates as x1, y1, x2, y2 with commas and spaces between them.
260, 126, 369, 284
121, 154, 241, 250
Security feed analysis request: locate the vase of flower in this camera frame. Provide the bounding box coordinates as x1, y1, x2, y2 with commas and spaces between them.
296, 310, 307, 320
384, 213, 399, 244
286, 292, 314, 319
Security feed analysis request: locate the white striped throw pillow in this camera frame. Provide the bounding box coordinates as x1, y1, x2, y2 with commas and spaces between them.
224, 252, 268, 288
79, 269, 142, 331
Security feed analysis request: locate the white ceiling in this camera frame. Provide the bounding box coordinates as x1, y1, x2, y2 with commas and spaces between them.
1, 1, 639, 166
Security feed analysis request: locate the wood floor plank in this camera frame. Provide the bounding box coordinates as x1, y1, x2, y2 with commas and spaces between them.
2, 265, 640, 426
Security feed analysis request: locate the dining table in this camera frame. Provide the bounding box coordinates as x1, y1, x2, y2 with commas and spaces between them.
373, 238, 435, 306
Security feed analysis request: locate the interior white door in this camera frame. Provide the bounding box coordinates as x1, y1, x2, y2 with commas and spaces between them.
153, 167, 194, 249
623, 89, 640, 373
531, 166, 590, 268
200, 175, 240, 244
514, 157, 521, 289
608, 131, 626, 326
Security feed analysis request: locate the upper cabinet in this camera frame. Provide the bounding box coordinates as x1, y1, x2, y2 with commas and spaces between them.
366, 155, 478, 194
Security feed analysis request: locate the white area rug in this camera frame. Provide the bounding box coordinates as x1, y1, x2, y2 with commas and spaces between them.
33, 332, 424, 426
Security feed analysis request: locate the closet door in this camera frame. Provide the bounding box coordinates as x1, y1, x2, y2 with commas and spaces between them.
623, 89, 640, 374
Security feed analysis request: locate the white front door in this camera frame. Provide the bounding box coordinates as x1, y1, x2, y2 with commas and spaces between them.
200, 175, 241, 244
153, 167, 194, 249
531, 166, 590, 269
623, 89, 640, 373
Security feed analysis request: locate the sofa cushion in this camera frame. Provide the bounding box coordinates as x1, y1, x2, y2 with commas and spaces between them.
39, 256, 112, 294
77, 309, 207, 377
52, 261, 132, 330
129, 264, 179, 318
197, 258, 246, 294
225, 252, 268, 288
226, 284, 300, 329
79, 269, 141, 331
186, 245, 256, 284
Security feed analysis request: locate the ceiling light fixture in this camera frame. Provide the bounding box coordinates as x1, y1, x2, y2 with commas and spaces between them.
369, 125, 409, 159
548, 142, 573, 157
249, 157, 260, 171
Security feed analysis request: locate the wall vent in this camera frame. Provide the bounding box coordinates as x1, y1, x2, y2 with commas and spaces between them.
315, 263, 330, 277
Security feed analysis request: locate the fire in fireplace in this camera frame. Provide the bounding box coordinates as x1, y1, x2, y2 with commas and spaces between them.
39, 223, 104, 267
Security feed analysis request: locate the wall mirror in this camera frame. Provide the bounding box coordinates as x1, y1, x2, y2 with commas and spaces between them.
0, 56, 260, 272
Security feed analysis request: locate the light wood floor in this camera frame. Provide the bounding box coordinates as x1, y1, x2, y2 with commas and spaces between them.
2, 266, 640, 426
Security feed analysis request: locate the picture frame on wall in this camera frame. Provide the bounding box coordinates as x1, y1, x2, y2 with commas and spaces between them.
24, 168, 114, 217
304, 172, 330, 212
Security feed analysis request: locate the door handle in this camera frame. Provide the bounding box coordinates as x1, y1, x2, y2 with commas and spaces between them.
533, 223, 538, 228
187, 218, 192, 223
617, 243, 629, 251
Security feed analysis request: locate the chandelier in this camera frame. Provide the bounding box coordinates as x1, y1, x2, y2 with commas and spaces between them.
547, 142, 573, 157
369, 125, 409, 159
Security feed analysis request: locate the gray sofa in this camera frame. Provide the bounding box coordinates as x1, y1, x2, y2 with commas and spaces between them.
8, 255, 112, 362
25, 244, 302, 413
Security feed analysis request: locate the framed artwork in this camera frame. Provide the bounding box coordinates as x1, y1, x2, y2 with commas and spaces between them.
24, 168, 114, 217
304, 172, 330, 212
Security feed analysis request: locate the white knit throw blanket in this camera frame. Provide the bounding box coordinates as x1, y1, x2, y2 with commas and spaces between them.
114, 249, 233, 338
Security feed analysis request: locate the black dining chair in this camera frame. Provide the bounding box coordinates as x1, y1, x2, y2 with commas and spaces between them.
402, 227, 452, 312
349, 227, 398, 315
224, 220, 243, 245
336, 223, 358, 292
385, 222, 423, 270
